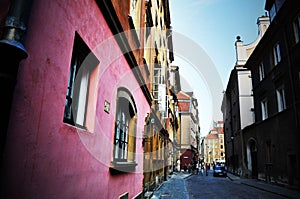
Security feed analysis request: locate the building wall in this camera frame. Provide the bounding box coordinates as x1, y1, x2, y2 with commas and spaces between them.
2, 0, 149, 198
222, 15, 270, 176
243, 0, 300, 187
142, 0, 173, 194
237, 70, 254, 129
180, 114, 191, 150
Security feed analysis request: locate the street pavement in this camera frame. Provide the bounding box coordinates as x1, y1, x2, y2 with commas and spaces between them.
227, 173, 300, 199
151, 171, 300, 199
151, 172, 191, 199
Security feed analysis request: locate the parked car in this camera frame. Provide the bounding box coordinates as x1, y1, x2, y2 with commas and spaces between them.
213, 165, 227, 177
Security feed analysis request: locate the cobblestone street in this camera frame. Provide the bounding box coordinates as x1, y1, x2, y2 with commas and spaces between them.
151, 172, 191, 199
151, 171, 300, 199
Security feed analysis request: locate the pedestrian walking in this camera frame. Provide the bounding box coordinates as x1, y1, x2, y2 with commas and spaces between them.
196, 163, 199, 174
206, 163, 209, 176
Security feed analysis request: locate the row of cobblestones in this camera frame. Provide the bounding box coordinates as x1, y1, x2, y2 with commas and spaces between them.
151, 172, 191, 199
151, 171, 300, 199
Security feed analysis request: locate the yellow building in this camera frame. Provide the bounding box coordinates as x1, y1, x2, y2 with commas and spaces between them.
141, 0, 174, 196
203, 121, 225, 166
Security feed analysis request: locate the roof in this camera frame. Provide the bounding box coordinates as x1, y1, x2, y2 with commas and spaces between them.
177, 91, 192, 100
177, 91, 192, 112
205, 134, 218, 139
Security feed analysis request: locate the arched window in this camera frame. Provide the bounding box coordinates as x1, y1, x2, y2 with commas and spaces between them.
111, 88, 137, 172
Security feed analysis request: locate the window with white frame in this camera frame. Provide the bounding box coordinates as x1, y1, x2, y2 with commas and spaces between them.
113, 89, 137, 166
261, 99, 268, 120
64, 32, 99, 130
293, 14, 300, 44
259, 63, 265, 81
273, 42, 281, 66
276, 86, 286, 112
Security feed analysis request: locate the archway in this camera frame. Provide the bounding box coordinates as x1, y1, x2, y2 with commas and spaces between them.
247, 138, 258, 178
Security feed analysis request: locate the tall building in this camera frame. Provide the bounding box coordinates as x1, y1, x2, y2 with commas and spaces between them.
0, 0, 174, 198
165, 65, 181, 173
223, 0, 300, 189
241, 0, 299, 188
142, 0, 174, 196
221, 15, 270, 176
177, 91, 200, 170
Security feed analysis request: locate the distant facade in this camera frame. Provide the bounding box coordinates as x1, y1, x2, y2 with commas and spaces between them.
165, 65, 181, 173
177, 91, 200, 170
202, 121, 225, 165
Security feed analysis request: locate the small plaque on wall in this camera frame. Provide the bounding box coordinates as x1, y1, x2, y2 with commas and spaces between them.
104, 100, 110, 113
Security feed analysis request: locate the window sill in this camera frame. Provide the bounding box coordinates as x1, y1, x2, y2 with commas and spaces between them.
110, 161, 137, 174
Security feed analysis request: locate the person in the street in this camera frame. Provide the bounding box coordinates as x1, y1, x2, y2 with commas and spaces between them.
206, 163, 209, 176
195, 163, 199, 174
201, 165, 204, 176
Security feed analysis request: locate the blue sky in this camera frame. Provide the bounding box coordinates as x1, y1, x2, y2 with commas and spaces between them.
169, 0, 266, 136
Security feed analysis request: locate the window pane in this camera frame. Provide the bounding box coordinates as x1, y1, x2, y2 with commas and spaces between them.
273, 43, 281, 65
63, 33, 99, 129
259, 63, 265, 81
276, 87, 286, 112
269, 4, 276, 22
293, 15, 300, 44
261, 100, 268, 120
75, 67, 89, 126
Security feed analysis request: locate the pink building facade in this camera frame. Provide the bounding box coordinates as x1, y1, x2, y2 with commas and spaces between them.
1, 0, 149, 198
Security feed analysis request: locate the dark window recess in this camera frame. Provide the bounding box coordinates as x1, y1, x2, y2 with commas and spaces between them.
63, 32, 99, 127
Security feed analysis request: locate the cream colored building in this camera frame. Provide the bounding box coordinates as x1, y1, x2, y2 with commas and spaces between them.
203, 121, 225, 165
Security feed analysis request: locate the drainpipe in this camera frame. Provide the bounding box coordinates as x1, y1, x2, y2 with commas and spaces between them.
0, 0, 32, 163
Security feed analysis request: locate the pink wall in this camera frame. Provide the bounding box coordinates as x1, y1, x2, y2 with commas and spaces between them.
3, 0, 149, 198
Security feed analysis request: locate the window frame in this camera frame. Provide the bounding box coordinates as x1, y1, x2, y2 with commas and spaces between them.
293, 14, 300, 44
259, 62, 265, 81
273, 42, 281, 66
63, 32, 99, 131
269, 3, 277, 22
111, 88, 138, 172
276, 86, 287, 112
261, 98, 268, 121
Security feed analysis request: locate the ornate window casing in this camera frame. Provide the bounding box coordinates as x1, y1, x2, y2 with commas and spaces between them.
111, 88, 137, 172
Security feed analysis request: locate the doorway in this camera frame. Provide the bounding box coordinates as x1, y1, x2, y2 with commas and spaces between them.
247, 138, 258, 178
